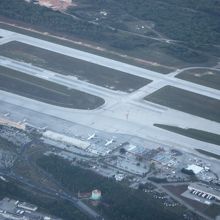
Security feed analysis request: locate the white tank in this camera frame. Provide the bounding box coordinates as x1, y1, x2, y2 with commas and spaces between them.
91, 189, 102, 200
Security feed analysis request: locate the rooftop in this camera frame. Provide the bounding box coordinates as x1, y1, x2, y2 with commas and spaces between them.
186, 164, 204, 174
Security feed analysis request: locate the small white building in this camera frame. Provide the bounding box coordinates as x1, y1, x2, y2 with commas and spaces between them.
17, 202, 38, 211
91, 190, 102, 200
186, 164, 204, 174
115, 174, 125, 181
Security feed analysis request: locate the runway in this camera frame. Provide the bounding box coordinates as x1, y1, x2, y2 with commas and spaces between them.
1, 29, 220, 99
0, 28, 220, 156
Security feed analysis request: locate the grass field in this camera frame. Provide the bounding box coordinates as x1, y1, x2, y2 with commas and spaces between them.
145, 86, 220, 123
196, 149, 220, 160
176, 69, 220, 90
0, 65, 104, 110
0, 41, 152, 92
204, 204, 220, 219
154, 124, 220, 146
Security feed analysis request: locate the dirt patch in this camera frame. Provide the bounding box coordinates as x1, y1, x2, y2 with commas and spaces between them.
176, 68, 220, 90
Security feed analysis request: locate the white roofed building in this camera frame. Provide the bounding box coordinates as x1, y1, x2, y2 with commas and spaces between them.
43, 130, 90, 150
186, 164, 204, 174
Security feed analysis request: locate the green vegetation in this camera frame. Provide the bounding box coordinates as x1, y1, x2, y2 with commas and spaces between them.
145, 86, 220, 123
148, 177, 168, 183
36, 155, 186, 220
77, 0, 220, 47
176, 69, 220, 90
196, 149, 220, 160
0, 0, 111, 41
0, 41, 151, 92
204, 204, 220, 218
0, 65, 104, 109
0, 133, 18, 151
154, 124, 220, 146
0, 179, 89, 220
126, 0, 220, 46
158, 44, 208, 64
70, 0, 220, 63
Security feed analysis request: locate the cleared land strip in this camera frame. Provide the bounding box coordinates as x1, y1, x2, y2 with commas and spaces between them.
145, 86, 220, 123
0, 22, 173, 74
0, 65, 105, 110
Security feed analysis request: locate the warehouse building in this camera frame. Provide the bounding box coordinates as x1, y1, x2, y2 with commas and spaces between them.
43, 130, 90, 150
186, 164, 204, 175
17, 202, 38, 211
124, 144, 149, 157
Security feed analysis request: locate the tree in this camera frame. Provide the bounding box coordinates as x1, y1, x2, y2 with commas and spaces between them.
119, 148, 126, 154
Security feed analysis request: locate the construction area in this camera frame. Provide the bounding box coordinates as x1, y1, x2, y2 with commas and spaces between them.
34, 0, 74, 11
